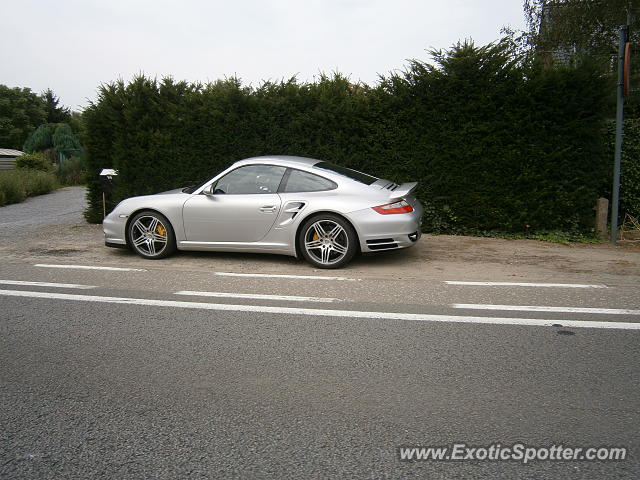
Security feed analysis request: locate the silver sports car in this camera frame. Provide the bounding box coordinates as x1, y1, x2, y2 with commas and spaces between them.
103, 156, 423, 268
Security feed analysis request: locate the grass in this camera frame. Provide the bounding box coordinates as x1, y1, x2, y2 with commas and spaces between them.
0, 169, 59, 207
526, 231, 601, 245
467, 230, 602, 245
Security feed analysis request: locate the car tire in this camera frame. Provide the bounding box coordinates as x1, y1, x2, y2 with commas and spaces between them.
298, 213, 358, 269
127, 211, 176, 259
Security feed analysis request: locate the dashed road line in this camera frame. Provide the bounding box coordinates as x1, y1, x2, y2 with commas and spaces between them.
453, 304, 640, 315
214, 272, 359, 281
34, 264, 146, 272
445, 281, 607, 289
175, 291, 338, 303
1, 289, 639, 331
0, 280, 95, 290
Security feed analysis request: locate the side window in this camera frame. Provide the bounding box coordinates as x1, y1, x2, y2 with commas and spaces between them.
213, 165, 286, 194
282, 169, 337, 193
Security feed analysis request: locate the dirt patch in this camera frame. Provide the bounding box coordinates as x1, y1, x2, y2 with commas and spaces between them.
27, 248, 85, 257
395, 234, 640, 284
1, 218, 639, 285
3, 187, 638, 284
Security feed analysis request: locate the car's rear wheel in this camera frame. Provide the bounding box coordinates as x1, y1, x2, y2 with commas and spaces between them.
298, 214, 357, 269
127, 211, 176, 259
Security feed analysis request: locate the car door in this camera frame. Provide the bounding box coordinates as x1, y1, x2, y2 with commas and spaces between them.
182, 164, 286, 243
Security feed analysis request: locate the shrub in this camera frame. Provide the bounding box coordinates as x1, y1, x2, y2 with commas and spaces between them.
0, 172, 25, 204
57, 156, 86, 186
604, 120, 640, 222
0, 169, 58, 206
25, 170, 59, 196
618, 120, 640, 219
15, 152, 53, 172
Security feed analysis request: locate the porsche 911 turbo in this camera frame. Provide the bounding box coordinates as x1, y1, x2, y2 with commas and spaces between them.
103, 156, 423, 268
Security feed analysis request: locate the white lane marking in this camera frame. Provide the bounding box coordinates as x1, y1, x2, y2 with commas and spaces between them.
175, 291, 338, 303
35, 264, 146, 272
453, 304, 640, 315
214, 272, 358, 281
1, 289, 639, 331
0, 280, 95, 290
446, 281, 607, 289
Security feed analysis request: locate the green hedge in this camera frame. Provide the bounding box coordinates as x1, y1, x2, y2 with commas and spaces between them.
607, 119, 640, 220
0, 169, 58, 206
83, 40, 611, 233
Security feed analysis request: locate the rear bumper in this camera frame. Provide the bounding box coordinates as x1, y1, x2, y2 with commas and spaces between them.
347, 202, 423, 253
364, 231, 421, 251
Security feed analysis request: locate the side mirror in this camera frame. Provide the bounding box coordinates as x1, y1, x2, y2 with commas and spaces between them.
203, 184, 215, 197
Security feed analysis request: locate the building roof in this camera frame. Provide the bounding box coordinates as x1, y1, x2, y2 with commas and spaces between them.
0, 148, 24, 156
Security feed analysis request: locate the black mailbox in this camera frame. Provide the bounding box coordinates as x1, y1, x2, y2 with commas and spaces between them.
99, 168, 118, 218
99, 168, 118, 193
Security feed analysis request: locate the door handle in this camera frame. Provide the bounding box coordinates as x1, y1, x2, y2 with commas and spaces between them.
259, 206, 277, 213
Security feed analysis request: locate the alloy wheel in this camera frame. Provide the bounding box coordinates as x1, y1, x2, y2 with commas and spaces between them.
129, 214, 170, 257
303, 219, 351, 266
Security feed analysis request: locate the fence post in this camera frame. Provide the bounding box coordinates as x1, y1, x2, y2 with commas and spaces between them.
595, 197, 609, 240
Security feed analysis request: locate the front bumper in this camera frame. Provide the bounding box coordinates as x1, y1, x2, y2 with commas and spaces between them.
105, 240, 128, 249
103, 213, 128, 247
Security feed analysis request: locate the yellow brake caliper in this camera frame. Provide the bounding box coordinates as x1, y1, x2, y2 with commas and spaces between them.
156, 224, 166, 237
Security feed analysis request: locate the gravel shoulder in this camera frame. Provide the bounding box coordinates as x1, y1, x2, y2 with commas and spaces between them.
1, 187, 639, 285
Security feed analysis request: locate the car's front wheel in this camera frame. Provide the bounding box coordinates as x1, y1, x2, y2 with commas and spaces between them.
298, 214, 358, 269
127, 211, 176, 259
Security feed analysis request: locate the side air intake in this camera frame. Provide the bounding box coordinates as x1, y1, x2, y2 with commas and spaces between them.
366, 238, 399, 250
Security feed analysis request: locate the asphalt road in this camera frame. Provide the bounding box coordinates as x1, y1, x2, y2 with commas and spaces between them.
1, 188, 639, 479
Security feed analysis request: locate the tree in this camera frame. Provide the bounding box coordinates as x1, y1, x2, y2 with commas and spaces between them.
524, 1, 640, 116
51, 123, 81, 158
0, 85, 47, 150
524, 0, 640, 65
42, 88, 71, 124
23, 123, 82, 161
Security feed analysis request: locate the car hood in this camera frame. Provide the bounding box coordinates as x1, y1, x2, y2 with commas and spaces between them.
157, 188, 188, 195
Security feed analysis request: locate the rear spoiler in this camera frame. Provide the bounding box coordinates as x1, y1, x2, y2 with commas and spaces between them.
389, 182, 418, 200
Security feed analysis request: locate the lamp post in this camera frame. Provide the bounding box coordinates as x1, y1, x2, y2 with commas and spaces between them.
610, 24, 629, 244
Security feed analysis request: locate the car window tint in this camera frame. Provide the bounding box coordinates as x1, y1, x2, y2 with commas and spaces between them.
214, 165, 286, 194
313, 161, 378, 185
283, 169, 337, 193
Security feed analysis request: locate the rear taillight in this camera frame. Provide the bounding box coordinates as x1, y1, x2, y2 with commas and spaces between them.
372, 200, 414, 214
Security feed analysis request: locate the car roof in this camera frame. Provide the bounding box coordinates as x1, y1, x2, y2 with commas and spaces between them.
232, 155, 321, 169
221, 155, 384, 194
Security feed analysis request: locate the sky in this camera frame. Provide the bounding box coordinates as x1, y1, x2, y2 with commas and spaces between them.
1, 0, 526, 112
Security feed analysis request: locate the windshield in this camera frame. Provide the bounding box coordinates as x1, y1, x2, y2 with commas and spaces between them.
313, 161, 378, 185
182, 162, 236, 193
